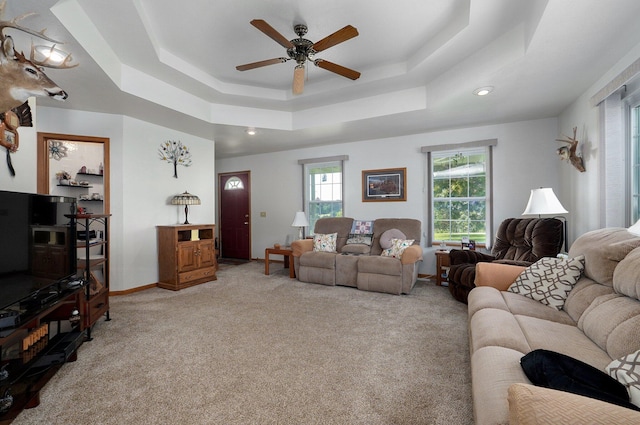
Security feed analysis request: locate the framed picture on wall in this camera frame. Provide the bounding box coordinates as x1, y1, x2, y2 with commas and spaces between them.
362, 167, 406, 202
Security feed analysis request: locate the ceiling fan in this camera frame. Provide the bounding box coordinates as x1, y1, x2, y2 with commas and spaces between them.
236, 19, 361, 95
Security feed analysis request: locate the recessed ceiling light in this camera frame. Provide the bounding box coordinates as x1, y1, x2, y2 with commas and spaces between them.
473, 86, 494, 96
246, 127, 257, 135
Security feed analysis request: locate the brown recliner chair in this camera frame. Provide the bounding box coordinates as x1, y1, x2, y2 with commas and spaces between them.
447, 217, 564, 303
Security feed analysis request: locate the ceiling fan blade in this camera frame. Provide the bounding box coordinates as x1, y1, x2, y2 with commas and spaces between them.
250, 19, 294, 49
314, 59, 361, 80
312, 25, 358, 52
236, 58, 289, 71
293, 65, 305, 95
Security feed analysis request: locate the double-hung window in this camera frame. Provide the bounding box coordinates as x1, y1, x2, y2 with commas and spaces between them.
299, 156, 347, 233
423, 140, 495, 246
631, 104, 640, 223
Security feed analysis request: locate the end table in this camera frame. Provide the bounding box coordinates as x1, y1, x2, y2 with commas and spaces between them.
265, 246, 295, 278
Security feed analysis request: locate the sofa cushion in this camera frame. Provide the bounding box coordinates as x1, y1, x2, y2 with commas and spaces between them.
468, 287, 576, 326
613, 247, 640, 299
341, 244, 370, 255
607, 349, 640, 407
577, 293, 640, 360
568, 227, 640, 287
381, 238, 414, 258
563, 277, 616, 323
370, 218, 421, 255
313, 233, 337, 252
507, 256, 585, 310
379, 228, 406, 249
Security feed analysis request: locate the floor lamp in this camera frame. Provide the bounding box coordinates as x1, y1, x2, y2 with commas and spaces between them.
522, 187, 569, 252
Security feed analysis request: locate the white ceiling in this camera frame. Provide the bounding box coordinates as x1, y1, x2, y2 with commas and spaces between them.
7, 0, 640, 158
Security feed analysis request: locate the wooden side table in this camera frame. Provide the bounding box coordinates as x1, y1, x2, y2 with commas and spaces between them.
435, 250, 451, 286
265, 246, 295, 278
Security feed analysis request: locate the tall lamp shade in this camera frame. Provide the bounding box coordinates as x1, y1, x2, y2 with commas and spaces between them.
522, 187, 568, 251
522, 188, 568, 216
291, 211, 309, 240
171, 191, 201, 224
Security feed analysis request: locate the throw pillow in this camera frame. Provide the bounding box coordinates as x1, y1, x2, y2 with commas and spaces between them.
380, 228, 406, 249
520, 349, 639, 411
507, 255, 585, 310
607, 349, 640, 408
313, 233, 337, 252
381, 238, 414, 259
352, 220, 374, 234
346, 233, 373, 245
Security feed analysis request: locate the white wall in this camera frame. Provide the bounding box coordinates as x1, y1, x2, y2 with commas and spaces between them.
559, 39, 640, 239
216, 117, 560, 275
0, 105, 215, 292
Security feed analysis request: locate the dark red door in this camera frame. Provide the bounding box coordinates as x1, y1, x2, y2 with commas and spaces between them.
218, 172, 251, 260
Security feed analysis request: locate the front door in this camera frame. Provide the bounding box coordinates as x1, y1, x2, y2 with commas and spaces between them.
218, 171, 251, 260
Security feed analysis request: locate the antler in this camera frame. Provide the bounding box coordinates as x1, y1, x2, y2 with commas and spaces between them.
0, 0, 77, 69
0, 1, 60, 43
29, 44, 77, 69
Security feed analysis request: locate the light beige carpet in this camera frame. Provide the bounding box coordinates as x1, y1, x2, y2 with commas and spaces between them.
13, 261, 473, 425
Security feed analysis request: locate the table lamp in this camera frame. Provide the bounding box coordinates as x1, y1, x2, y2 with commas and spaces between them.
291, 211, 309, 240
171, 191, 201, 224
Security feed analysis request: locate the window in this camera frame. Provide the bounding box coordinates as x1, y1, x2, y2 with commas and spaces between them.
223, 176, 244, 190
304, 161, 343, 232
422, 140, 495, 246
631, 105, 640, 223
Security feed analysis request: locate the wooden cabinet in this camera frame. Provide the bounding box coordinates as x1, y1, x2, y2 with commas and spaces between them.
157, 224, 217, 291
68, 214, 111, 340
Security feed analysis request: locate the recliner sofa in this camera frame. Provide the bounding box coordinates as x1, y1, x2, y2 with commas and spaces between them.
291, 217, 423, 295
448, 217, 564, 303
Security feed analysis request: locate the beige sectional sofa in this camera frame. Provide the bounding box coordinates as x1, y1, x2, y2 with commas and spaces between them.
291, 217, 423, 295
468, 227, 640, 424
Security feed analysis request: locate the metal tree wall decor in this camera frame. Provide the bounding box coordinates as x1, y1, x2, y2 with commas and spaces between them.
158, 140, 192, 178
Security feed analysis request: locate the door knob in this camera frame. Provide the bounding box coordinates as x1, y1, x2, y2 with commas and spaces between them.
244, 222, 249, 225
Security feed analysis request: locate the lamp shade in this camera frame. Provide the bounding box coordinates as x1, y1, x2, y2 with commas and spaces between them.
629, 219, 640, 236
522, 188, 568, 216
291, 211, 309, 227
171, 191, 200, 224
171, 191, 201, 205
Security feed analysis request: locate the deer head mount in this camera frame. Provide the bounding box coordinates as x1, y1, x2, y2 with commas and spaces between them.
0, 0, 77, 114
0, 0, 77, 177
555, 127, 585, 172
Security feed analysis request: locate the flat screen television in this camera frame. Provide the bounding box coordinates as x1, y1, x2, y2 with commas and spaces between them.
0, 190, 77, 313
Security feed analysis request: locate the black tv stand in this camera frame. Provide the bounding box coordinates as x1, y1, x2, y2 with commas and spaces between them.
0, 286, 84, 425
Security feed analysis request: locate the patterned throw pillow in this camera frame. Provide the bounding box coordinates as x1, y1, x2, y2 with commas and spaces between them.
313, 233, 337, 252
381, 238, 414, 259
346, 233, 373, 245
352, 220, 374, 234
607, 349, 640, 407
507, 255, 585, 310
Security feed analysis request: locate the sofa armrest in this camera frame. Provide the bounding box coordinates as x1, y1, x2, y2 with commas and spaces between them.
291, 239, 313, 257
475, 262, 526, 291
449, 248, 495, 265
401, 244, 423, 265
508, 383, 640, 425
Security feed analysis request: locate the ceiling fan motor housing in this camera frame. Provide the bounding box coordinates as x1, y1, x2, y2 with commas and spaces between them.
288, 24, 314, 64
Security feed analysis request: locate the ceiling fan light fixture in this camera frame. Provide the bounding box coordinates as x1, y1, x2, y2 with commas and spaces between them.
246, 127, 257, 135
293, 64, 305, 95
473, 86, 494, 96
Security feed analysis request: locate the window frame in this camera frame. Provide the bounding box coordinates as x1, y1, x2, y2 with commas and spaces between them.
422, 140, 496, 248
298, 155, 348, 236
